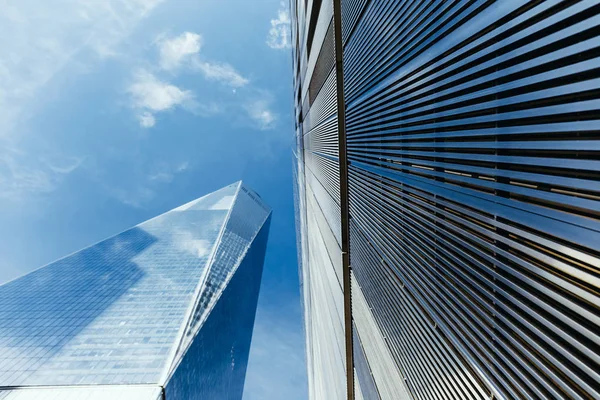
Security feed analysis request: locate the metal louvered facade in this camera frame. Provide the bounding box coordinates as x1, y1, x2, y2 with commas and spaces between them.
292, 0, 348, 398
292, 1, 600, 400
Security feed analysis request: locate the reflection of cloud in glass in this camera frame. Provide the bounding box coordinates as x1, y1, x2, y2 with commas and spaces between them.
0, 226, 155, 386
210, 195, 234, 210
176, 234, 211, 258
0, 180, 271, 399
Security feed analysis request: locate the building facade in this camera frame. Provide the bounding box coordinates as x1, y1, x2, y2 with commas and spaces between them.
292, 1, 600, 399
0, 182, 271, 399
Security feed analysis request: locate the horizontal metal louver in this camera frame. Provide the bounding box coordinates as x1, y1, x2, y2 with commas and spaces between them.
341, 0, 368, 45
303, 69, 338, 133
308, 20, 336, 107
292, 1, 348, 399
344, 1, 600, 399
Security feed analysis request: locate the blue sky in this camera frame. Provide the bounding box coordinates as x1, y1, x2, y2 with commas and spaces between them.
0, 0, 306, 398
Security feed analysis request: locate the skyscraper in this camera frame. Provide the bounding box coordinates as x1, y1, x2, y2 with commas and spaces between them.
0, 181, 271, 399
292, 1, 600, 399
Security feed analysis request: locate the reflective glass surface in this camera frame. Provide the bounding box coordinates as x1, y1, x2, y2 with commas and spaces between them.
0, 385, 162, 400
165, 216, 271, 400
175, 185, 271, 362
0, 181, 270, 396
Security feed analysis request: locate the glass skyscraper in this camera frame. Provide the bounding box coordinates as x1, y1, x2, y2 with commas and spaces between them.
292, 1, 600, 399
0, 181, 271, 399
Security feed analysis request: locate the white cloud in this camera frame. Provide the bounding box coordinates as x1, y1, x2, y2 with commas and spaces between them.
138, 111, 156, 128
158, 32, 203, 71
267, 3, 291, 50
196, 61, 249, 88
245, 99, 277, 130
129, 70, 194, 111
128, 70, 196, 127
155, 31, 248, 88
127, 68, 229, 127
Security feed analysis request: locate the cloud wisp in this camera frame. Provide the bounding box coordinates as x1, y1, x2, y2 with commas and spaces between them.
267, 3, 291, 50
128, 70, 195, 127
195, 61, 249, 88
246, 102, 276, 130
0, 0, 164, 200
138, 112, 157, 128
130, 31, 251, 127
102, 159, 190, 208
128, 31, 279, 130
0, 148, 84, 201
244, 93, 277, 130
0, 0, 165, 138
158, 32, 203, 71
157, 32, 249, 87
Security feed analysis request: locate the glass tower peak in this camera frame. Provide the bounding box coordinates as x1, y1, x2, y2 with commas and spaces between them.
0, 181, 271, 399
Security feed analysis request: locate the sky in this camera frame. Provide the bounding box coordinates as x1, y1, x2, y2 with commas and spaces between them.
0, 0, 306, 398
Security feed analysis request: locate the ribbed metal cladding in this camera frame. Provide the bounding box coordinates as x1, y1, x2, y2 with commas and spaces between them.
308, 21, 336, 107
352, 324, 380, 400
343, 1, 600, 400
292, 0, 348, 398
340, 0, 368, 45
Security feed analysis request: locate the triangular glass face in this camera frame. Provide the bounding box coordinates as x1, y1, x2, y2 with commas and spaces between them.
166, 184, 271, 380
171, 182, 239, 213
0, 183, 241, 387
163, 213, 272, 400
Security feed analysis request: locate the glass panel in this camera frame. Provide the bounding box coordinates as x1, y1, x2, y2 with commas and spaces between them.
165, 216, 271, 399
0, 385, 162, 400
0, 184, 239, 386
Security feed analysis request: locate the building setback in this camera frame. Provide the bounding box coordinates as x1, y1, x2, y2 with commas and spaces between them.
292, 1, 600, 399
0, 181, 271, 399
